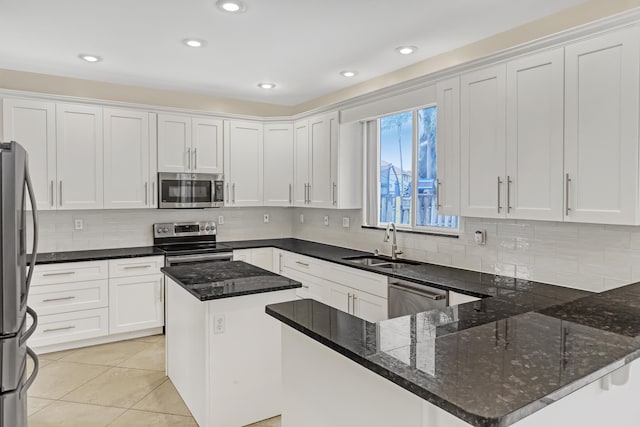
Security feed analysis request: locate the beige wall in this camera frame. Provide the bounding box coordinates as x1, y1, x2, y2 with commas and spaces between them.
2, 0, 639, 116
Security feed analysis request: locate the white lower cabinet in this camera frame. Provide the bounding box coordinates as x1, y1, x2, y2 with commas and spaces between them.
233, 248, 275, 272
109, 275, 164, 334
327, 282, 387, 323
29, 308, 109, 348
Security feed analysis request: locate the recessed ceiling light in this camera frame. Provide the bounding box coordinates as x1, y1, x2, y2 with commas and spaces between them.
396, 46, 418, 55
340, 70, 358, 78
183, 38, 207, 48
78, 54, 102, 63
257, 82, 276, 89
216, 0, 246, 13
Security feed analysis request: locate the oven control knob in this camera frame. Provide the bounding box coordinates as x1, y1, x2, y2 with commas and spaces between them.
156, 228, 162, 233
205, 226, 211, 231
163, 228, 169, 233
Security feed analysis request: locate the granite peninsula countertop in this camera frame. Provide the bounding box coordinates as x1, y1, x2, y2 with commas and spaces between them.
267, 282, 640, 427
162, 260, 301, 301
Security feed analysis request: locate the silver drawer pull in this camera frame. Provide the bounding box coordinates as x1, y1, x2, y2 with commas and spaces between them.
42, 271, 75, 277
295, 261, 309, 267
42, 296, 76, 303
123, 265, 152, 270
43, 326, 76, 333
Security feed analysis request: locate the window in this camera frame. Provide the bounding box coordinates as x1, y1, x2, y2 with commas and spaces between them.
368, 106, 458, 233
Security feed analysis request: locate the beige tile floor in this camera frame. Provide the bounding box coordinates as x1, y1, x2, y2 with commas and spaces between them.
28, 335, 281, 427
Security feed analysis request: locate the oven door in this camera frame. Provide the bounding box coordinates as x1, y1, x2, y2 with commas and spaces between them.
158, 173, 223, 209
165, 252, 233, 267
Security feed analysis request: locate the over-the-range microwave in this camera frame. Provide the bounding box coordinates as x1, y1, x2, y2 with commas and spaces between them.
158, 172, 224, 209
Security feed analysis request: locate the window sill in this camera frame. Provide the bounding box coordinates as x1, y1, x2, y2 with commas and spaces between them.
360, 225, 459, 239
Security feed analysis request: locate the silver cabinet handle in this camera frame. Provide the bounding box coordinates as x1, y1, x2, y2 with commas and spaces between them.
308, 184, 311, 204
279, 253, 284, 273
497, 177, 503, 213
436, 179, 441, 209
353, 294, 358, 315
145, 182, 148, 205
44, 326, 75, 333
333, 182, 337, 206
187, 148, 192, 170
565, 173, 571, 216
226, 183, 230, 203
151, 182, 155, 205
295, 261, 309, 267
59, 181, 63, 207
507, 176, 512, 213
42, 271, 75, 277
42, 296, 76, 303
289, 184, 292, 205
348, 293, 353, 314
232, 183, 236, 203
50, 180, 54, 207
193, 148, 198, 170
123, 265, 152, 270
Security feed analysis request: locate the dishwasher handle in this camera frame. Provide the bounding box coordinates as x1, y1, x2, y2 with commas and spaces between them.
388, 282, 446, 301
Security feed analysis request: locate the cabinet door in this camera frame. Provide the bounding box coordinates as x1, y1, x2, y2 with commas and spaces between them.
158, 114, 190, 173
435, 78, 460, 216
263, 123, 294, 206
192, 117, 223, 174
251, 248, 274, 272
56, 103, 104, 210
506, 49, 564, 221
233, 250, 251, 262
327, 282, 352, 314
564, 27, 640, 224
109, 274, 164, 334
293, 120, 309, 206
103, 109, 150, 209
309, 115, 333, 208
225, 121, 264, 206
2, 98, 57, 210
353, 290, 387, 323
460, 65, 507, 218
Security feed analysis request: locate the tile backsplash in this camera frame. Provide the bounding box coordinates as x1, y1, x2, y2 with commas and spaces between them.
29, 207, 294, 254
292, 208, 640, 293
29, 206, 640, 293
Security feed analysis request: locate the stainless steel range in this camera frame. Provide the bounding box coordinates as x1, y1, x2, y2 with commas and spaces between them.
153, 221, 233, 267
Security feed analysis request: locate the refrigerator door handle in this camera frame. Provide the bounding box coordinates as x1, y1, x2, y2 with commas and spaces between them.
25, 159, 38, 293
22, 347, 39, 392
20, 306, 38, 345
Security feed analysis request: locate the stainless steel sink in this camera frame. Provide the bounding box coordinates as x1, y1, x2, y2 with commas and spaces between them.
342, 255, 419, 269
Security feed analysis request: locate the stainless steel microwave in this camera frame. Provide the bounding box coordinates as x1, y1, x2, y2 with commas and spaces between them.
158, 173, 224, 209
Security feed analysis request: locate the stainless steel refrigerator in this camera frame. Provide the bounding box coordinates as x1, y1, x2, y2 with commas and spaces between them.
0, 141, 39, 426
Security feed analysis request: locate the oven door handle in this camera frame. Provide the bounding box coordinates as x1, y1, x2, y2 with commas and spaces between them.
166, 252, 233, 264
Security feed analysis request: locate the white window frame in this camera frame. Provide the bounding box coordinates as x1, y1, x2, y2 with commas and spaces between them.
366, 104, 459, 236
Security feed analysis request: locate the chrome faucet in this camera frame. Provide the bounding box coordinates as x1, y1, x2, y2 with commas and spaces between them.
383, 222, 403, 260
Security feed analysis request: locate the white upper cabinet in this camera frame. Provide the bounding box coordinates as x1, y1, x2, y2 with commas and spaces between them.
103, 109, 155, 209
56, 103, 104, 210
157, 114, 190, 173
435, 78, 461, 216
309, 114, 333, 208
564, 27, 640, 225
330, 112, 363, 209
192, 118, 223, 174
157, 115, 222, 175
2, 98, 57, 210
224, 120, 263, 206
460, 65, 507, 218
506, 48, 565, 221
263, 123, 294, 206
293, 120, 310, 206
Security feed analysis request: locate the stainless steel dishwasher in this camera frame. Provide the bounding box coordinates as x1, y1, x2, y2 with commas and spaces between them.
388, 278, 448, 318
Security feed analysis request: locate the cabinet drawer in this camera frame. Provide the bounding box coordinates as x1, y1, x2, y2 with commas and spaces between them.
29, 280, 109, 315
28, 308, 109, 348
281, 267, 329, 302
281, 252, 324, 277
108, 256, 164, 278
327, 264, 388, 298
32, 261, 108, 286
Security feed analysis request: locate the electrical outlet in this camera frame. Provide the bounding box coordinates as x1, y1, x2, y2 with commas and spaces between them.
299, 214, 304, 224
214, 314, 225, 334
263, 214, 270, 223
342, 217, 350, 228
74, 219, 83, 230
218, 215, 224, 225
323, 216, 329, 226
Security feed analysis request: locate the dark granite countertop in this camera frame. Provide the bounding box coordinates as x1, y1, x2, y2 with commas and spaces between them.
267, 282, 640, 427
162, 260, 301, 301
31, 246, 165, 265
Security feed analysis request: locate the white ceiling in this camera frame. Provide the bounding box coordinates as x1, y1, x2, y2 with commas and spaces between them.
0, 0, 588, 106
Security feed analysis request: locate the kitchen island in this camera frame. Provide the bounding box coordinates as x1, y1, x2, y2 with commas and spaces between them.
163, 261, 301, 427
267, 282, 640, 427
